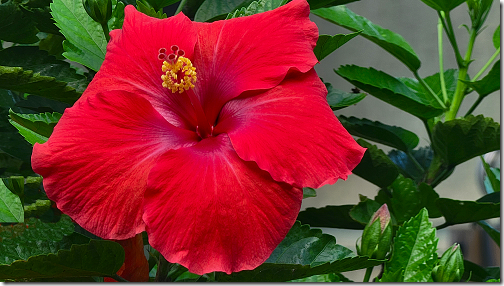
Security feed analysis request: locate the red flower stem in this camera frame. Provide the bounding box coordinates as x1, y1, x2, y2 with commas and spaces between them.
185, 89, 213, 138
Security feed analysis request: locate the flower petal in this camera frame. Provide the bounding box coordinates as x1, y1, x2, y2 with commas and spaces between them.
104, 233, 149, 282
215, 70, 366, 188
32, 90, 198, 240
97, 6, 198, 130
143, 134, 302, 275
192, 0, 319, 124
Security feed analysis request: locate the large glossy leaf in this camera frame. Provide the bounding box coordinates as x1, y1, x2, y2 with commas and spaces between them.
0, 178, 23, 223
0, 47, 87, 104
465, 60, 500, 98
9, 110, 61, 145
325, 82, 366, 110
312, 6, 420, 71
381, 208, 438, 282
51, 0, 107, 71
339, 116, 419, 152
351, 139, 399, 188
0, 216, 82, 264
314, 31, 361, 61
432, 115, 500, 167
307, 0, 360, 10
335, 65, 445, 119
420, 0, 466, 11
0, 0, 39, 44
436, 197, 500, 225
388, 147, 433, 183
0, 240, 124, 279
215, 222, 383, 281
297, 205, 364, 229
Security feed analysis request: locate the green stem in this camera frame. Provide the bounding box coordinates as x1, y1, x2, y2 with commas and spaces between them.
406, 151, 425, 173
109, 274, 129, 282
464, 94, 484, 116
363, 266, 374, 282
414, 71, 446, 109
445, 29, 477, 120
175, 0, 187, 15
472, 47, 500, 81
438, 18, 449, 104
438, 11, 464, 68
100, 22, 110, 42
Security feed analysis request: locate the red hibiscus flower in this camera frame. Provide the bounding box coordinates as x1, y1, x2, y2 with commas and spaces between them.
31, 0, 365, 275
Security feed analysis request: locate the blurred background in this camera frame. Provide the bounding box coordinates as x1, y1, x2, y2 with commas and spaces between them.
302, 0, 501, 280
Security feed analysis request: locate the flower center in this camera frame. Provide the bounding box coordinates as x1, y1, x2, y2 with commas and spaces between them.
159, 46, 197, 94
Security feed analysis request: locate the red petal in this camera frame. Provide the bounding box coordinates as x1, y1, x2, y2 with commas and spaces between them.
32, 90, 198, 239
104, 233, 150, 282
97, 6, 198, 130
192, 0, 319, 124
143, 134, 302, 275
215, 70, 366, 188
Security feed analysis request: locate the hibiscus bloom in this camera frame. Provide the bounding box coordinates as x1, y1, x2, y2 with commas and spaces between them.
32, 0, 365, 275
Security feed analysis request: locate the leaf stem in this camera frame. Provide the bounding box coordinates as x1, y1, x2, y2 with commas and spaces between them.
175, 0, 187, 15
413, 71, 446, 109
438, 18, 448, 104
101, 22, 110, 42
464, 94, 484, 116
406, 150, 425, 174
472, 47, 500, 81
438, 11, 464, 68
363, 266, 374, 282
445, 29, 478, 120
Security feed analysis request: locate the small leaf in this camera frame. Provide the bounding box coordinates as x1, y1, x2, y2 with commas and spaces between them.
139, 0, 180, 11
215, 222, 383, 281
9, 110, 62, 145
465, 60, 500, 98
297, 205, 364, 229
0, 178, 24, 223
493, 25, 500, 49
307, 0, 360, 10
436, 197, 500, 225
314, 31, 361, 61
432, 115, 500, 167
325, 82, 366, 110
225, 0, 281, 19
388, 147, 433, 183
349, 196, 382, 225
312, 6, 420, 71
477, 220, 500, 247
302, 187, 317, 199
381, 208, 438, 282
51, 0, 108, 71
0, 240, 124, 279
0, 0, 39, 44
335, 65, 444, 119
136, 0, 167, 18
108, 0, 126, 30
339, 116, 419, 152
481, 157, 500, 193
195, 0, 277, 22
420, 0, 466, 11
351, 139, 399, 188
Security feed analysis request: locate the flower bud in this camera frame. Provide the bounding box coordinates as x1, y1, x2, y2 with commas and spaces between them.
432, 243, 464, 282
357, 204, 393, 259
82, 0, 113, 25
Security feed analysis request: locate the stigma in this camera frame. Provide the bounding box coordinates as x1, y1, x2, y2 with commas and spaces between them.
159, 45, 197, 93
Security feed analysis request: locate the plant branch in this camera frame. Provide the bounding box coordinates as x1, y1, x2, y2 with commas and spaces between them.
438, 11, 464, 68
472, 47, 500, 81
464, 94, 484, 116
101, 22, 110, 42
363, 266, 374, 282
438, 18, 449, 104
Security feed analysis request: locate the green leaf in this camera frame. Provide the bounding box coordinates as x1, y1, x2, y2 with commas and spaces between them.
477, 220, 500, 247
136, 0, 167, 18
349, 196, 382, 225
9, 110, 61, 145
420, 0, 466, 11
325, 82, 366, 110
0, 46, 87, 104
215, 222, 383, 281
493, 25, 500, 49
400, 69, 459, 104
297, 205, 364, 229
0, 0, 39, 44
23, 200, 53, 218
339, 116, 419, 152
139, 0, 180, 11
388, 147, 433, 183
0, 216, 79, 264
302, 187, 317, 199
195, 0, 251, 22
351, 139, 399, 188
436, 197, 500, 225
289, 273, 352, 282
465, 60, 500, 98
432, 115, 500, 167
0, 178, 23, 223
307, 0, 360, 10
312, 6, 420, 71
108, 0, 126, 30
462, 260, 500, 282
39, 34, 66, 59
225, 0, 281, 19
381, 208, 438, 282
335, 65, 444, 119
481, 157, 500, 193
314, 31, 361, 61
51, 0, 108, 71
0, 240, 124, 279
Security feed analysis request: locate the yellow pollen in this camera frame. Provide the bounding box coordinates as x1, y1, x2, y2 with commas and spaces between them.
161, 56, 197, 93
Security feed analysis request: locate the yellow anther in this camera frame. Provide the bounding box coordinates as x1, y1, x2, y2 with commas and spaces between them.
161, 56, 197, 93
